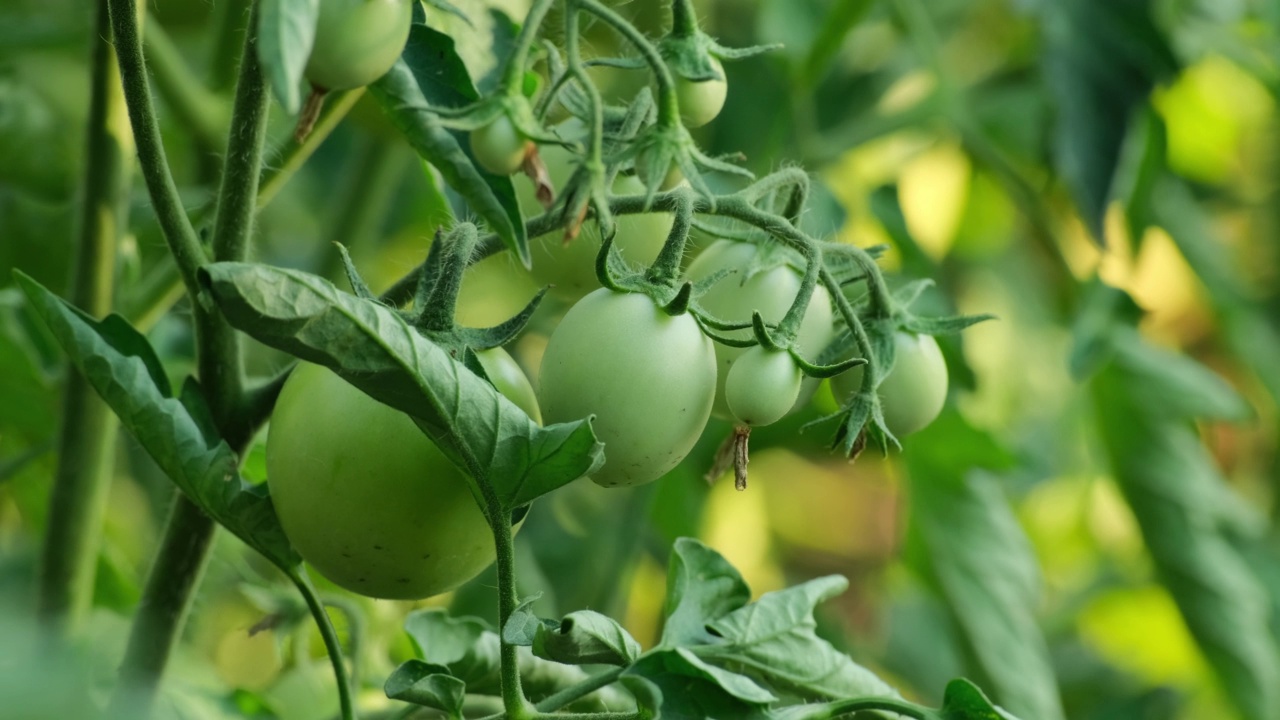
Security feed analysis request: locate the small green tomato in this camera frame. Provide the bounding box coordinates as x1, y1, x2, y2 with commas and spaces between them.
470, 114, 529, 176
725, 346, 803, 427
305, 0, 413, 91
675, 56, 728, 128
831, 331, 948, 437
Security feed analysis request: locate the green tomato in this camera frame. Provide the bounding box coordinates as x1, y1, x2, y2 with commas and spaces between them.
538, 288, 716, 487
470, 114, 528, 176
685, 240, 834, 419
725, 346, 802, 427
675, 56, 728, 128
830, 331, 948, 437
305, 0, 412, 91
265, 348, 538, 600
515, 125, 675, 301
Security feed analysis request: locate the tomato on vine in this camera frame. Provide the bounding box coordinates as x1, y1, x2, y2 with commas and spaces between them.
675, 56, 728, 128
304, 0, 413, 92
470, 114, 530, 176
538, 288, 716, 487
725, 346, 802, 427
685, 240, 834, 419
265, 349, 537, 600
831, 331, 949, 437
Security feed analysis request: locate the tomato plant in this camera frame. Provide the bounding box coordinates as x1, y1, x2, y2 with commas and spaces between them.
266, 350, 536, 600
10, 1, 1275, 720
538, 288, 717, 487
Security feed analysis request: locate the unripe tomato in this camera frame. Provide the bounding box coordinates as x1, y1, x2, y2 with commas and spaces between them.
725, 346, 802, 427
305, 0, 413, 92
514, 123, 675, 300
470, 114, 528, 176
265, 348, 538, 599
538, 289, 716, 487
830, 331, 948, 437
674, 56, 727, 128
685, 240, 834, 419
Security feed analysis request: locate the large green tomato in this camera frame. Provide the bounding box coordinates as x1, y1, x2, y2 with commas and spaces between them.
305, 0, 412, 92
685, 240, 834, 419
830, 331, 948, 437
265, 348, 538, 600
538, 289, 716, 487
514, 125, 675, 300
675, 56, 728, 128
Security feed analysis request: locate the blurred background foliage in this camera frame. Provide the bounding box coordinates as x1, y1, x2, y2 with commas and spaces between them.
3, 0, 1280, 718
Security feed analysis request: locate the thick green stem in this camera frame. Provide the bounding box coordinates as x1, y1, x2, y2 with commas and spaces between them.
490, 511, 532, 719
576, 0, 680, 128
318, 133, 408, 280
532, 667, 625, 713
257, 88, 365, 211
644, 190, 695, 286
106, 497, 216, 719
294, 571, 358, 720
210, 10, 269, 264
563, 5, 605, 171
208, 0, 253, 92
501, 0, 557, 90
106, 0, 208, 297
37, 0, 133, 635
142, 20, 225, 152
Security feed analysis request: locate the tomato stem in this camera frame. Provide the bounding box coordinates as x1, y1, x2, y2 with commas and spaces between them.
293, 570, 359, 720
37, 0, 132, 636
142, 20, 226, 154
532, 667, 626, 713
501, 0, 557, 92
576, 0, 682, 129
490, 508, 534, 719
257, 88, 365, 212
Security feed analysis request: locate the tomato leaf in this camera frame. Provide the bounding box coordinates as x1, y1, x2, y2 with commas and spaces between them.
374, 28, 529, 266
199, 262, 604, 513
905, 412, 1063, 720
384, 660, 466, 716
940, 678, 1023, 720
1093, 352, 1280, 720
13, 271, 300, 570
531, 610, 643, 667
659, 537, 751, 647
1040, 0, 1176, 245
624, 653, 780, 720
257, 0, 318, 114
702, 575, 901, 700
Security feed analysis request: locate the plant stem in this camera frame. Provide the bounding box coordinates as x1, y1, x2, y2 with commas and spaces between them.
37, 0, 133, 636
106, 497, 217, 718
490, 511, 532, 719
294, 570, 357, 720
576, 0, 679, 128
142, 20, 225, 152
107, 0, 208, 297
532, 667, 625, 713
208, 0, 253, 92
210, 10, 269, 265
257, 88, 365, 211
501, 0, 556, 91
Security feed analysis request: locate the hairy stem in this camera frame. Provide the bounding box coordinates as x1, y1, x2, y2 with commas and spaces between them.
106, 498, 216, 718
37, 0, 133, 635
490, 511, 532, 719
106, 0, 207, 296
142, 20, 225, 152
532, 667, 625, 713
501, 0, 557, 90
208, 0, 253, 92
576, 0, 680, 128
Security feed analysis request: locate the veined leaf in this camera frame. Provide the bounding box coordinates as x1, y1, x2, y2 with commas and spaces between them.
659, 537, 751, 647
14, 271, 298, 569
532, 610, 642, 667
384, 660, 466, 717
199, 262, 603, 514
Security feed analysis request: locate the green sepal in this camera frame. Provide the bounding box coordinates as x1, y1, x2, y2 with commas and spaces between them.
901, 312, 997, 336
792, 351, 865, 380
661, 281, 694, 317
751, 311, 783, 351
452, 287, 549, 351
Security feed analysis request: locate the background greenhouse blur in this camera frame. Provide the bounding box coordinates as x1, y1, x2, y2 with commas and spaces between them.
3, 0, 1279, 718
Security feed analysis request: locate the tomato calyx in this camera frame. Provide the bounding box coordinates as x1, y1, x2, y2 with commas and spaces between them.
334, 224, 545, 390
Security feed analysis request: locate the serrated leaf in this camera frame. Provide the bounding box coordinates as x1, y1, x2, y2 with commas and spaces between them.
906, 412, 1064, 720
200, 263, 603, 512
1093, 358, 1280, 720
660, 538, 751, 647
704, 575, 900, 699
1041, 0, 1177, 244
533, 610, 642, 666
1110, 328, 1252, 421
370, 56, 529, 266
384, 660, 466, 716
257, 0, 318, 114
13, 272, 299, 569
